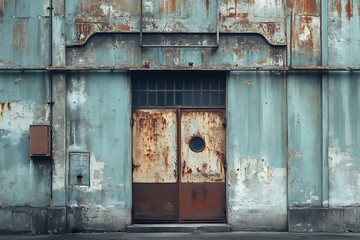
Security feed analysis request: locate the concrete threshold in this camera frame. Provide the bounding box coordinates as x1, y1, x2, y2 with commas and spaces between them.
126, 223, 231, 233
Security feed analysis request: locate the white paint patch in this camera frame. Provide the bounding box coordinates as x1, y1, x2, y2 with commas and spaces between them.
67, 152, 104, 192
89, 153, 105, 191
143, 0, 154, 12
305, 191, 319, 204
0, 101, 35, 145
100, 4, 111, 15
299, 25, 311, 42
228, 156, 287, 229
229, 156, 287, 210
68, 77, 88, 110
329, 147, 360, 206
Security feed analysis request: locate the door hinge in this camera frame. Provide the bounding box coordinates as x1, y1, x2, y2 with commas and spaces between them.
130, 117, 134, 127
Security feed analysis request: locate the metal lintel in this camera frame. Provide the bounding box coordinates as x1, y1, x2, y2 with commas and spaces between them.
0, 66, 359, 72
139, 0, 220, 48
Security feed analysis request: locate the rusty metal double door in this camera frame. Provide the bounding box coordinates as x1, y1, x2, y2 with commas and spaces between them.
132, 109, 226, 223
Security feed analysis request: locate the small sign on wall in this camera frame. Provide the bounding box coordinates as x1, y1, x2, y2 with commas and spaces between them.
69, 152, 90, 186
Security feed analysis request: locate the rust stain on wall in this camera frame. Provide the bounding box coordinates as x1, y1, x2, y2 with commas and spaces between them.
292, 15, 320, 58
287, 0, 319, 15
115, 24, 130, 31
0, 102, 12, 118
13, 20, 29, 54
303, 0, 319, 14
205, 0, 210, 13
345, 0, 353, 20
335, 0, 342, 17
160, 0, 176, 13
132, 109, 177, 183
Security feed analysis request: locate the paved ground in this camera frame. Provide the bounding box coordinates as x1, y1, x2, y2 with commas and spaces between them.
0, 232, 360, 240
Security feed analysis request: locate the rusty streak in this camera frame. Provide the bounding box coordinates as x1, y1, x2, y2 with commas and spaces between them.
335, 0, 342, 17
345, 0, 353, 20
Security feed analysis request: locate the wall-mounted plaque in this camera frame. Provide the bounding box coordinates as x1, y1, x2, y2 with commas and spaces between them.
69, 152, 90, 186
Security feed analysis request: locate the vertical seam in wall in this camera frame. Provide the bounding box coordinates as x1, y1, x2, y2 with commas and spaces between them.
284, 71, 289, 229
321, 0, 328, 66
225, 70, 230, 224
321, 0, 330, 208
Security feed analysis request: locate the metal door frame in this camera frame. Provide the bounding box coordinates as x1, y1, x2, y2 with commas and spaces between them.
131, 70, 227, 223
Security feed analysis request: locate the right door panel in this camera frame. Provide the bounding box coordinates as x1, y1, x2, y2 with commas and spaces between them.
179, 110, 226, 221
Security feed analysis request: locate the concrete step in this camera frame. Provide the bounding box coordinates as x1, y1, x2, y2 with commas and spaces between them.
126, 223, 231, 233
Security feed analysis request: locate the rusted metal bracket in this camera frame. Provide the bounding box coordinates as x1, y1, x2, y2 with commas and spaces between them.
139, 0, 220, 48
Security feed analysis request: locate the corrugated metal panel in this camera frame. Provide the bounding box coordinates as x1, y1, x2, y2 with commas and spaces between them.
287, 73, 322, 207
328, 72, 360, 207
288, 0, 321, 66
66, 34, 286, 68
219, 0, 286, 45
0, 0, 50, 66
132, 109, 178, 183
66, 73, 132, 229
328, 0, 360, 67
65, 0, 286, 46
0, 72, 51, 207
227, 71, 287, 230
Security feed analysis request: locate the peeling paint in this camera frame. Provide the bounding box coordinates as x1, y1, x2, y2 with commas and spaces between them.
66, 0, 286, 46
329, 147, 360, 206
0, 101, 35, 145
229, 156, 286, 210
68, 77, 88, 110
132, 109, 178, 183
228, 156, 287, 229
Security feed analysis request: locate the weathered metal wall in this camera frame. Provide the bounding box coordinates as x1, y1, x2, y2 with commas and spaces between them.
0, 0, 50, 66
287, 73, 323, 207
328, 72, 360, 206
227, 71, 287, 230
66, 72, 131, 231
328, 0, 360, 67
1, 0, 360, 234
0, 73, 51, 232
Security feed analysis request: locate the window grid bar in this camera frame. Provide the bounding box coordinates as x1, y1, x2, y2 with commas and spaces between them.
132, 76, 225, 108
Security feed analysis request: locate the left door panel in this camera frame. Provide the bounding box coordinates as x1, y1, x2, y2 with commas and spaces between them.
132, 109, 178, 222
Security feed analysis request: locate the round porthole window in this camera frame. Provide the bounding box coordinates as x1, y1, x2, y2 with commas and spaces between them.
189, 136, 206, 153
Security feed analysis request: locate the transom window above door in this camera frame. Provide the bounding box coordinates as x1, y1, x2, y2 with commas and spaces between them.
131, 71, 226, 108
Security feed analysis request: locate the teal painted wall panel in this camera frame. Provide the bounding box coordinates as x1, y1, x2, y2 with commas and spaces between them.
0, 72, 51, 207
66, 34, 285, 69
64, 0, 285, 46
0, 0, 50, 66
287, 73, 322, 207
66, 72, 131, 229
227, 71, 287, 230
328, 72, 360, 207
328, 1, 360, 67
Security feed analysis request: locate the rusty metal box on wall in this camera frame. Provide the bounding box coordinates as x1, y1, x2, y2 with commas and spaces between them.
30, 125, 51, 157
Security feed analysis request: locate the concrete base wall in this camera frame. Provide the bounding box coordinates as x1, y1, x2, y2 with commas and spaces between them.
67, 206, 131, 233
0, 206, 132, 234
0, 207, 66, 234
3, 206, 360, 233
289, 207, 360, 233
